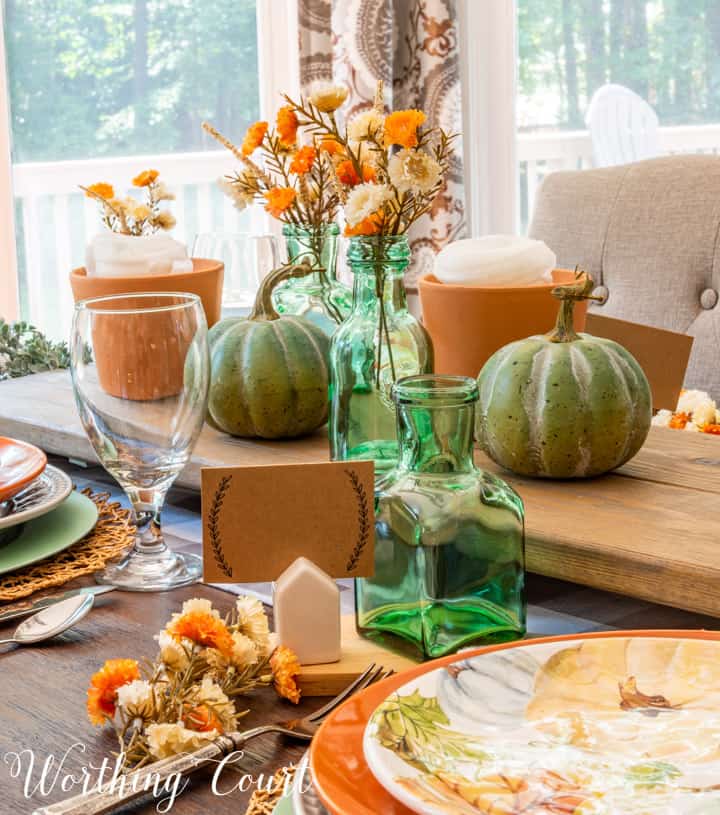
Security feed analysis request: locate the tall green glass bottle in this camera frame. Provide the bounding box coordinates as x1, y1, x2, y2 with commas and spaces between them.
272, 223, 352, 336
329, 235, 433, 473
356, 375, 526, 660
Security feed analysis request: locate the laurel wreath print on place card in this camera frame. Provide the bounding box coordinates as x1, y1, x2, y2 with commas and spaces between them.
344, 468, 371, 574
208, 474, 233, 578
201, 461, 375, 582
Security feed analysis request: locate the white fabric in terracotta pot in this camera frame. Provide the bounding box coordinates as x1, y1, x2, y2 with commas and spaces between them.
433, 235, 556, 287
86, 232, 191, 278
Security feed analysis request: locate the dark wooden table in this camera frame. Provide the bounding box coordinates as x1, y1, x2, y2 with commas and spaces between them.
2, 459, 719, 815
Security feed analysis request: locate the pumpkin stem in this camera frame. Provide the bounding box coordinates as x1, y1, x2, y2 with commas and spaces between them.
547, 267, 603, 343
249, 260, 314, 321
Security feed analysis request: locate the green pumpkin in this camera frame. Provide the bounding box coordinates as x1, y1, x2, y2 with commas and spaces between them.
208, 261, 330, 439
476, 273, 652, 478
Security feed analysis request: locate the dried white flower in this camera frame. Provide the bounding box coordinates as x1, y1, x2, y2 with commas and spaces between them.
155, 630, 191, 672
388, 148, 441, 194
344, 182, 393, 226
217, 176, 255, 211
308, 81, 349, 113
651, 409, 672, 428
188, 677, 235, 729
231, 631, 259, 667
677, 389, 713, 416
347, 110, 385, 142
116, 680, 154, 719
181, 598, 220, 618
692, 398, 717, 428
151, 181, 175, 202
146, 722, 217, 760
235, 596, 271, 654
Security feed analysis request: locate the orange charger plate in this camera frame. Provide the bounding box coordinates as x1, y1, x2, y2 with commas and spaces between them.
0, 437, 47, 502
309, 629, 720, 815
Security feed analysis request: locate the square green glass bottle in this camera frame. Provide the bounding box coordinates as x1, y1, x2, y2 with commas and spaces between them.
355, 375, 526, 659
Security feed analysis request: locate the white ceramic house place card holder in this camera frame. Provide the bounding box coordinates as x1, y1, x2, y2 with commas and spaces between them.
273, 557, 341, 665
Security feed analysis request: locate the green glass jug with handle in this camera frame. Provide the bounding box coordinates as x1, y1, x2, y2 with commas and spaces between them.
329, 234, 433, 474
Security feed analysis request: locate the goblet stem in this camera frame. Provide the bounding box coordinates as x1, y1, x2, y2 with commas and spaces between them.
95, 489, 202, 592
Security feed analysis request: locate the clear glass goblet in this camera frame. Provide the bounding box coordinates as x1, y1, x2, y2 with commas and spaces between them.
70, 292, 209, 591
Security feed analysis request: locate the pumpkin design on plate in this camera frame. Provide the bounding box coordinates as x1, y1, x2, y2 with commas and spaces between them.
526, 638, 720, 763
207, 261, 330, 439
476, 271, 652, 478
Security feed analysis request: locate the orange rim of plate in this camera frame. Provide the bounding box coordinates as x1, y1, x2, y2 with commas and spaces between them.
309, 629, 720, 815
0, 437, 47, 503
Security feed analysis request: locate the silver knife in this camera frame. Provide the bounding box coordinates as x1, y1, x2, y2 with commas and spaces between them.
0, 585, 116, 624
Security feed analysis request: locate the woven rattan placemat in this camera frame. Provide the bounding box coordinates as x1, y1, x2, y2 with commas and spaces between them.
0, 488, 134, 601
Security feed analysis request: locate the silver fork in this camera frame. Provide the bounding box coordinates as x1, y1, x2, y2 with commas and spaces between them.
33, 663, 393, 815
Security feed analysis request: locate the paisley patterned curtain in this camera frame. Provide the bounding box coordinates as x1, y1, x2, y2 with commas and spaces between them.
297, 0, 466, 286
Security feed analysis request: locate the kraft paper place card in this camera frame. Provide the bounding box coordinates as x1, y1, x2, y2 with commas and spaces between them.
586, 313, 693, 411
201, 461, 375, 582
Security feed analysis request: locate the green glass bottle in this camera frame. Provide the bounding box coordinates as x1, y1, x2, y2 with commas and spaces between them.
356, 375, 526, 660
272, 223, 352, 336
329, 235, 433, 473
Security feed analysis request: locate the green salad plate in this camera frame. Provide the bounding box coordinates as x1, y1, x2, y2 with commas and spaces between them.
0, 491, 99, 575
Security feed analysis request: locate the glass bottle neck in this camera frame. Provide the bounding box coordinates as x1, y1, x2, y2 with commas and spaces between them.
351, 270, 408, 314
397, 402, 476, 473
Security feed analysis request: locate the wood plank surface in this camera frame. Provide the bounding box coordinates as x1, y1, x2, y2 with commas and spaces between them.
0, 583, 314, 814
1, 371, 720, 617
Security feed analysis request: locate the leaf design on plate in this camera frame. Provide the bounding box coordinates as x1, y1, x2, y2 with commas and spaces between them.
372, 689, 489, 772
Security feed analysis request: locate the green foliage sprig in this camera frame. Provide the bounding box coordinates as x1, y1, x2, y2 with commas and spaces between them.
0, 320, 72, 380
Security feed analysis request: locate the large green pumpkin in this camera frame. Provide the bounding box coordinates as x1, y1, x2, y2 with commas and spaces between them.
208, 261, 330, 439
476, 273, 652, 478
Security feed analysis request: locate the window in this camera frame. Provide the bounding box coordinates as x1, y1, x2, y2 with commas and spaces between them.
517, 0, 720, 229
2, 0, 265, 338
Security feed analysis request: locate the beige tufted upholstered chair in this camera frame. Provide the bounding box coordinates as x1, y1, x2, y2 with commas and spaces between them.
528, 155, 720, 398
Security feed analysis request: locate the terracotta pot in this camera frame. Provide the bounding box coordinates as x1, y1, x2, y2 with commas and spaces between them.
84, 293, 202, 401
71, 259, 221, 402
418, 269, 589, 378
69, 257, 224, 328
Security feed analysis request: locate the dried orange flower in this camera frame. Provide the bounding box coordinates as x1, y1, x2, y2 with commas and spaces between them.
87, 658, 140, 726
319, 138, 345, 157
242, 121, 269, 156
132, 169, 159, 187
703, 423, 720, 434
276, 106, 299, 148
336, 160, 376, 186
264, 186, 297, 218
85, 182, 115, 200
343, 209, 384, 237
384, 109, 426, 148
167, 610, 235, 658
668, 412, 690, 430
270, 645, 301, 704
183, 704, 223, 733
289, 145, 316, 175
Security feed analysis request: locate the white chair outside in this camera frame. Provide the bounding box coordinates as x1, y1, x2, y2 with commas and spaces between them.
585, 83, 659, 167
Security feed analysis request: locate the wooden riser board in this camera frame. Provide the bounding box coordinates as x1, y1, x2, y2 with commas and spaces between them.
2, 371, 720, 618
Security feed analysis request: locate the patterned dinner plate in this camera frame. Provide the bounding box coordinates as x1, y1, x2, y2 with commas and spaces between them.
309, 632, 720, 815
0, 437, 46, 503
363, 634, 720, 815
0, 465, 72, 531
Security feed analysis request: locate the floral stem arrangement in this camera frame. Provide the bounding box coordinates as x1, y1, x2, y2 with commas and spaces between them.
81, 170, 176, 236
203, 112, 350, 330
281, 80, 455, 380
0, 320, 71, 380
86, 597, 300, 768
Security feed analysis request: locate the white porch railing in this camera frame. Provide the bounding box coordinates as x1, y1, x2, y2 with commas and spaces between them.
12, 150, 268, 339
12, 123, 720, 338
517, 123, 720, 229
